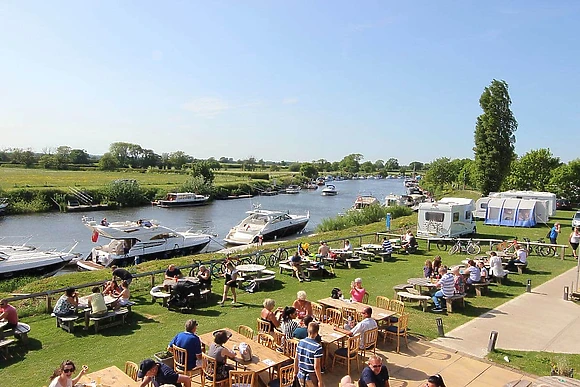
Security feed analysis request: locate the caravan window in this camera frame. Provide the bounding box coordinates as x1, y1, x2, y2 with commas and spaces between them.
425, 212, 445, 222
453, 212, 459, 222
465, 211, 471, 220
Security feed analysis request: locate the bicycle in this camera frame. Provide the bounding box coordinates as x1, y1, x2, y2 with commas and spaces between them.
267, 247, 289, 267
491, 238, 519, 254
449, 238, 481, 255
436, 239, 450, 251
522, 237, 556, 257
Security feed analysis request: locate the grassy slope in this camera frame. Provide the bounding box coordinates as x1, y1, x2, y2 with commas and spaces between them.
2, 200, 579, 385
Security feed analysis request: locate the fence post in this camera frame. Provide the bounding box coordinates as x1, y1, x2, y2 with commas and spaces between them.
46, 294, 52, 313
151, 274, 155, 288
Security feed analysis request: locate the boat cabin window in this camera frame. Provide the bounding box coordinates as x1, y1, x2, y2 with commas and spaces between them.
151, 233, 178, 240
271, 214, 291, 223
425, 212, 445, 223
453, 212, 459, 222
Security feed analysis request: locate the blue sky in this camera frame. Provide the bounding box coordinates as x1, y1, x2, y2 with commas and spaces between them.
1, 1, 579, 165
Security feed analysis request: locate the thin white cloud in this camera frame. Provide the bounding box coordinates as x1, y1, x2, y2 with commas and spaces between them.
181, 97, 230, 118
282, 97, 299, 105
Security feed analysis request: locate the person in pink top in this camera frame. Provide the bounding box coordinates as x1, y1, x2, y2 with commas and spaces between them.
350, 278, 367, 302
0, 299, 18, 331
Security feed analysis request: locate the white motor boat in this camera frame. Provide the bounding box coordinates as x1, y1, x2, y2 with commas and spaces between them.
321, 184, 338, 196
78, 217, 213, 270
0, 198, 8, 215
352, 195, 380, 210
284, 185, 301, 194
0, 244, 77, 278
154, 192, 210, 208
385, 194, 414, 207
224, 208, 310, 245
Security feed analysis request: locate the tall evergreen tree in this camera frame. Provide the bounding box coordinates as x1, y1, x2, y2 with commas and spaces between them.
473, 79, 518, 195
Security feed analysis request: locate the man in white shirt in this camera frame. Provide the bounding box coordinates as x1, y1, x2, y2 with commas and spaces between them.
335, 306, 377, 349
507, 244, 528, 271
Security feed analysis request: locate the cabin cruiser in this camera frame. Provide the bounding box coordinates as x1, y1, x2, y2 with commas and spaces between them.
385, 194, 415, 207
284, 185, 301, 194
304, 182, 318, 190
0, 244, 77, 278
224, 208, 310, 245
154, 192, 210, 208
321, 184, 338, 196
352, 195, 380, 210
78, 217, 213, 270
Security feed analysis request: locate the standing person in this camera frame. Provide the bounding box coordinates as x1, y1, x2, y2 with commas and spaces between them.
294, 322, 323, 387
48, 360, 88, 387
293, 291, 313, 319
168, 319, 202, 369
0, 299, 18, 331
350, 278, 366, 302
358, 355, 391, 387
549, 223, 561, 245
425, 374, 446, 387
432, 267, 454, 312
164, 264, 183, 280
488, 251, 507, 279
53, 288, 79, 317
569, 227, 580, 258
111, 265, 134, 286
218, 262, 238, 305
138, 358, 191, 387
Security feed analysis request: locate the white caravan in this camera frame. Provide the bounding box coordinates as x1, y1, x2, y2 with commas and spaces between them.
417, 197, 476, 238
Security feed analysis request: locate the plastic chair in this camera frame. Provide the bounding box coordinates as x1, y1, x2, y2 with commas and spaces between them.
268, 364, 295, 387
229, 370, 255, 387
332, 334, 361, 375
257, 318, 272, 334
238, 325, 254, 340
325, 308, 342, 327
201, 353, 230, 387
384, 313, 409, 353
359, 327, 378, 358
173, 344, 201, 377
124, 361, 139, 381
311, 302, 323, 322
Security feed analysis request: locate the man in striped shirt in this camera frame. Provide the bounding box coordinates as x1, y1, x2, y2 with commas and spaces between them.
431, 266, 454, 312
381, 237, 393, 257
294, 322, 324, 387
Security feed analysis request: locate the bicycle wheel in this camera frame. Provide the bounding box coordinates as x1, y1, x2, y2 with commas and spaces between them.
210, 261, 226, 279
467, 244, 481, 255
436, 241, 448, 251
268, 254, 278, 267
189, 260, 201, 277
278, 248, 289, 261
449, 244, 460, 255
255, 254, 267, 266
539, 245, 555, 257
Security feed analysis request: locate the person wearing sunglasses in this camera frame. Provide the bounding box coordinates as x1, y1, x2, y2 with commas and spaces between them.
358, 355, 390, 387
48, 360, 87, 387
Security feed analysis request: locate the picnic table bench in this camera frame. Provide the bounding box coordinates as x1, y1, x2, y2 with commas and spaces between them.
0, 338, 16, 357
90, 308, 129, 333
471, 281, 491, 296
397, 290, 431, 312
0, 322, 30, 344
443, 294, 465, 313
52, 314, 81, 333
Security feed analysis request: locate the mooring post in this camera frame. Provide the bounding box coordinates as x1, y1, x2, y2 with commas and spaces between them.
488, 331, 499, 352
526, 279, 532, 292
436, 317, 444, 337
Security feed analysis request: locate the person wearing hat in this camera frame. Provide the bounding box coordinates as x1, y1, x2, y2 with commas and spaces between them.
137, 358, 191, 387
207, 330, 236, 380
168, 319, 202, 370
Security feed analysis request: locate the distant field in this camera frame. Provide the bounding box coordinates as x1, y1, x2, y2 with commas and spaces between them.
0, 168, 262, 190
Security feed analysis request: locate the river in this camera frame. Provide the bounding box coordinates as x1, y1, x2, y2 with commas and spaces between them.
0, 179, 406, 260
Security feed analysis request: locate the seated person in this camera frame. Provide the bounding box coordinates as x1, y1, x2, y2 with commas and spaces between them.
350, 278, 366, 302
112, 281, 131, 309
423, 259, 433, 278
293, 315, 314, 339
450, 266, 465, 294
431, 256, 443, 280
401, 231, 418, 254
292, 291, 313, 319
260, 298, 282, 332
477, 261, 488, 282
432, 267, 454, 312
506, 244, 528, 271
165, 264, 183, 280
381, 237, 393, 256
138, 358, 191, 387
53, 288, 79, 317
335, 307, 377, 349
290, 252, 308, 283
103, 280, 122, 295
87, 286, 108, 317
464, 260, 481, 286
207, 330, 236, 381
0, 299, 18, 331
358, 355, 391, 387
343, 239, 353, 251
197, 265, 212, 290
298, 242, 310, 257
316, 241, 330, 259
168, 319, 202, 369
100, 217, 109, 226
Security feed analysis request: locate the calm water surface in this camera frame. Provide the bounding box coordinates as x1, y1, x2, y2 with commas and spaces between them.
0, 179, 406, 259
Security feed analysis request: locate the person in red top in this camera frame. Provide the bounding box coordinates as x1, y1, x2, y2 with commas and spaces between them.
0, 299, 18, 330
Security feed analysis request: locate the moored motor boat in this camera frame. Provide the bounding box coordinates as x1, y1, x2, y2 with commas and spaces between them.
224, 207, 310, 245
0, 243, 78, 278
78, 217, 214, 270
352, 195, 380, 210
284, 185, 301, 194
154, 192, 210, 208
321, 184, 338, 196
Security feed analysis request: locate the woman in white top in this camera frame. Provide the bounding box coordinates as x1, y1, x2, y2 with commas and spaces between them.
48, 360, 87, 387
488, 252, 506, 278
569, 227, 580, 258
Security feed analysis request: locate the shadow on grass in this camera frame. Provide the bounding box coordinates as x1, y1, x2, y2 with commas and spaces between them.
0, 337, 43, 368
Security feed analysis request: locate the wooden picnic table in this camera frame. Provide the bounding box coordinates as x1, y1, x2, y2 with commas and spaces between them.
198, 329, 290, 375
78, 294, 120, 330
162, 276, 200, 288
407, 277, 438, 294
317, 297, 395, 322
79, 365, 140, 387
317, 322, 348, 365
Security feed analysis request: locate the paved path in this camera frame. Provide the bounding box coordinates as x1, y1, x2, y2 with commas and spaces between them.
433, 266, 580, 358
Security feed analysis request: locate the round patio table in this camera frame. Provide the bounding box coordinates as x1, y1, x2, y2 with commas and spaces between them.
235, 264, 266, 274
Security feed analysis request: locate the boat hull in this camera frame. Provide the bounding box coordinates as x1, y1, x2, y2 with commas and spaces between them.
156, 200, 210, 208
0, 254, 73, 278
224, 220, 308, 245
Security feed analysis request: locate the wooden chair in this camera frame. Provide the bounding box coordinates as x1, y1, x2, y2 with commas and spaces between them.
325, 308, 342, 327
229, 370, 255, 387
257, 332, 276, 350
173, 344, 201, 377
332, 334, 361, 375
268, 364, 295, 387
201, 353, 230, 387
311, 302, 323, 322
238, 325, 254, 340
341, 306, 358, 325
272, 329, 285, 352
376, 296, 390, 309
124, 361, 139, 381
359, 327, 378, 358
362, 292, 369, 304
384, 313, 409, 353
284, 338, 299, 358
388, 299, 405, 325
257, 318, 272, 334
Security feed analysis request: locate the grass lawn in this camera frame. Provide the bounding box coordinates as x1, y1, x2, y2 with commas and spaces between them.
1, 211, 578, 385
488, 349, 580, 379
